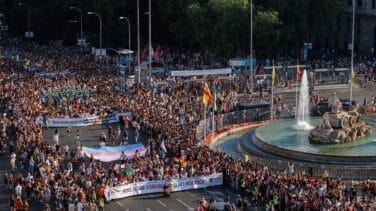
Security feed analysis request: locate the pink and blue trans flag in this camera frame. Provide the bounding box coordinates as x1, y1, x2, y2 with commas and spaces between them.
82, 144, 146, 162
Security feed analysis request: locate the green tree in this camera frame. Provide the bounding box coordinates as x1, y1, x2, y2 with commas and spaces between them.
253, 9, 282, 57
186, 0, 249, 59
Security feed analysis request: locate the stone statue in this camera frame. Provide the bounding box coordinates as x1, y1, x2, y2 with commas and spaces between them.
309, 93, 371, 144
320, 112, 332, 130
328, 92, 342, 113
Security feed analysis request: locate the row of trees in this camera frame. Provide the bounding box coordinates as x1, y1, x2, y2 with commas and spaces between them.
1, 0, 345, 59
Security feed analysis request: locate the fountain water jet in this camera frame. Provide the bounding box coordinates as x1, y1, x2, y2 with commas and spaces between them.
293, 70, 314, 130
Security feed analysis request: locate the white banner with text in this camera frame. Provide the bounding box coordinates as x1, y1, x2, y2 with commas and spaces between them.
46, 112, 132, 127
108, 173, 223, 200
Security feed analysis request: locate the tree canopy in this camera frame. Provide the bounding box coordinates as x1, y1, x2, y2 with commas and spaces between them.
2, 0, 345, 59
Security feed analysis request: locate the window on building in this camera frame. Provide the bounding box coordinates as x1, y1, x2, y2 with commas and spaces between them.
357, 0, 362, 7
348, 0, 352, 6
337, 18, 341, 33
373, 0, 376, 9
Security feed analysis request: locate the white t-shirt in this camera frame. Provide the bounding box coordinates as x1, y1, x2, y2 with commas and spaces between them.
76, 202, 85, 211
53, 134, 59, 144
15, 184, 22, 196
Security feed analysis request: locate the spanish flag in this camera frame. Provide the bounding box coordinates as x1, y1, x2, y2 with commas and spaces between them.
272, 65, 276, 86
202, 81, 212, 105
297, 62, 301, 81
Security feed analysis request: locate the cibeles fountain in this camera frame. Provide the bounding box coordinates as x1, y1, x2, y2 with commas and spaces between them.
238, 70, 376, 179
309, 92, 371, 144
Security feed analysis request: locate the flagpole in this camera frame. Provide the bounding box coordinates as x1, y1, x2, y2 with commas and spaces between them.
350, 0, 355, 102
212, 81, 216, 137
271, 60, 274, 122
250, 0, 253, 89
295, 60, 299, 118
204, 104, 207, 142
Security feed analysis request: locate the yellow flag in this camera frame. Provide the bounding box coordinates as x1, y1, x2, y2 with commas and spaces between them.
272, 66, 276, 86
352, 69, 355, 79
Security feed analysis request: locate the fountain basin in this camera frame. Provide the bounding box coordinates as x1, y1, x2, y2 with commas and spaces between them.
245, 118, 376, 165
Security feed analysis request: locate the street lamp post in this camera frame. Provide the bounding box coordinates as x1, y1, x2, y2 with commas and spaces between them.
18, 2, 30, 33
119, 16, 131, 72
69, 6, 83, 46
249, 0, 253, 89
87, 11, 102, 61
350, 0, 355, 102
148, 0, 152, 87
137, 0, 141, 88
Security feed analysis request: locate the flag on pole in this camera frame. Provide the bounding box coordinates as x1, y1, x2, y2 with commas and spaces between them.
203, 81, 212, 105
160, 140, 167, 153
272, 65, 276, 86
352, 68, 355, 79
141, 48, 147, 59
297, 62, 301, 81
153, 46, 160, 61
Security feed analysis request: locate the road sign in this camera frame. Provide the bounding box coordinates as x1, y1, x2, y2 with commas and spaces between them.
77, 39, 87, 46
304, 42, 312, 49
25, 31, 34, 38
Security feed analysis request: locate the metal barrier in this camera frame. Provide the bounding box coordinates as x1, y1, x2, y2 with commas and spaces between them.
196, 108, 270, 141
247, 153, 376, 180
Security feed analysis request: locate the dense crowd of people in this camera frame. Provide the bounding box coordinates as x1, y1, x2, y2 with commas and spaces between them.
1, 35, 376, 211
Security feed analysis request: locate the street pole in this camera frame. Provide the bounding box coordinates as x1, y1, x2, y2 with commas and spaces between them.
87, 12, 102, 62
212, 81, 216, 136
148, 0, 152, 87
69, 7, 83, 48
350, 0, 355, 102
137, 0, 141, 88
250, 0, 253, 89
119, 16, 132, 94
119, 16, 131, 73
271, 60, 274, 122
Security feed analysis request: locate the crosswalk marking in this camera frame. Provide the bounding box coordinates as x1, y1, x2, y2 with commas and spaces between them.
156, 199, 167, 207
177, 198, 193, 209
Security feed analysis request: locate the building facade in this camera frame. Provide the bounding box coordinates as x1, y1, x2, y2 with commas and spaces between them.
314, 0, 376, 57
